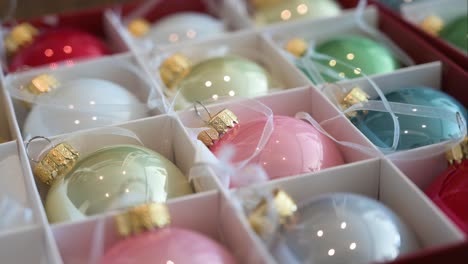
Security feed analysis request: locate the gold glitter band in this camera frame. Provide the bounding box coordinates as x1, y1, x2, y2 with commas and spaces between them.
116, 203, 171, 237
27, 74, 60, 95
4, 23, 39, 55
33, 143, 79, 185
248, 189, 297, 237
447, 137, 468, 165
208, 109, 239, 135
159, 53, 192, 89
127, 18, 151, 38
420, 15, 444, 36
197, 127, 220, 147
285, 38, 308, 58
340, 87, 370, 118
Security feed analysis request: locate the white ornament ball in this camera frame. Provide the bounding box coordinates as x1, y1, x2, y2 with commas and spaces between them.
23, 78, 147, 138
147, 12, 225, 45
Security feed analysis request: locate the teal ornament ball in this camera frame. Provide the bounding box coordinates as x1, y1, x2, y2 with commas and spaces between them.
309, 35, 399, 83
352, 87, 467, 151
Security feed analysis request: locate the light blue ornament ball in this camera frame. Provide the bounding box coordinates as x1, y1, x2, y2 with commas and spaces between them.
353, 87, 467, 150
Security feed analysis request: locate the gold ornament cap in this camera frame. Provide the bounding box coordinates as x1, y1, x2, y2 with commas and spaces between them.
4, 23, 39, 55
420, 15, 444, 36
115, 203, 171, 237
33, 143, 79, 185
248, 189, 297, 236
285, 38, 308, 58
127, 18, 151, 38
446, 137, 468, 165
27, 74, 60, 95
340, 87, 370, 118
159, 53, 192, 89
208, 109, 239, 135
198, 127, 220, 147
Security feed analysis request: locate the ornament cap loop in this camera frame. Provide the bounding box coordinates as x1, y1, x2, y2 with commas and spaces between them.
420, 15, 444, 36
127, 18, 151, 38
116, 203, 171, 237
248, 189, 297, 236
446, 137, 468, 165
27, 74, 60, 95
4, 23, 39, 55
29, 138, 79, 185
159, 53, 192, 89
285, 38, 308, 58
340, 87, 370, 118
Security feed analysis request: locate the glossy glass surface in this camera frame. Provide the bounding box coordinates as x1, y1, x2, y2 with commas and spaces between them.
210, 116, 345, 187
440, 15, 468, 53
309, 35, 399, 83
353, 87, 467, 150
23, 78, 147, 138
147, 12, 225, 45
45, 145, 193, 223
9, 28, 109, 72
426, 160, 468, 234
276, 193, 419, 264
101, 227, 236, 264
178, 55, 270, 102
254, 0, 341, 25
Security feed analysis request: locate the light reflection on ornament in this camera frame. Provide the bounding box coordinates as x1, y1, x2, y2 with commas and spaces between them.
297, 4, 308, 15
44, 49, 53, 57
281, 10, 292, 21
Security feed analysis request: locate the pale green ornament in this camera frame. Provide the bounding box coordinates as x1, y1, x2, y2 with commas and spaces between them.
44, 145, 193, 223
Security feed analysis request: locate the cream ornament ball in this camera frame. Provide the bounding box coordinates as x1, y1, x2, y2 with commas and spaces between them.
23, 78, 147, 138
130, 12, 225, 45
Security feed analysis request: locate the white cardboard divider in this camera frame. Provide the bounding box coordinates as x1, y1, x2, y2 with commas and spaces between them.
0, 81, 13, 143
0, 226, 55, 264
229, 158, 464, 263
141, 30, 310, 97
401, 0, 467, 28
0, 141, 37, 234
4, 52, 165, 139
52, 190, 271, 264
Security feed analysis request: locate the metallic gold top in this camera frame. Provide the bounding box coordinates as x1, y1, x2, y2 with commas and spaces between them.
127, 18, 151, 38
33, 143, 79, 185
285, 38, 308, 58
446, 137, 468, 165
198, 127, 220, 147
340, 87, 370, 118
159, 53, 192, 89
4, 23, 39, 55
248, 189, 297, 236
115, 203, 171, 237
420, 15, 444, 36
27, 74, 60, 95
208, 109, 239, 135
250, 0, 283, 9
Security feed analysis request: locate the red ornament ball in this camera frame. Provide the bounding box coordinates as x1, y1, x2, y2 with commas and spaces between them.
9, 28, 110, 72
